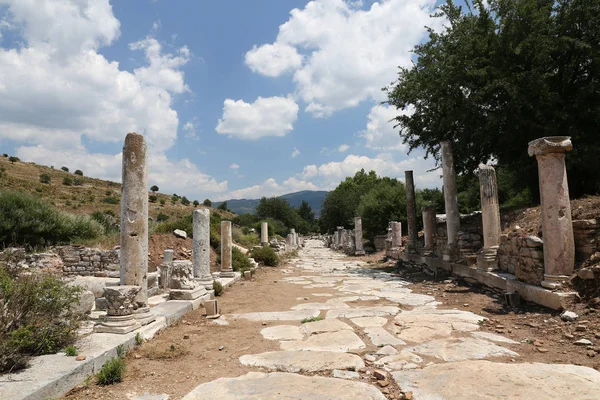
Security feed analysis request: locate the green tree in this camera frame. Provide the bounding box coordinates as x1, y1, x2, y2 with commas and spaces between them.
193, 200, 200, 207
8, 156, 19, 164
217, 201, 228, 211
357, 178, 407, 239
150, 185, 159, 193
255, 197, 303, 232
74, 170, 83, 176
203, 199, 212, 207
181, 196, 190, 206
386, 0, 600, 198
61, 166, 69, 172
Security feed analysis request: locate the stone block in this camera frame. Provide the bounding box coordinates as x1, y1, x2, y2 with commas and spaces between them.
169, 287, 206, 300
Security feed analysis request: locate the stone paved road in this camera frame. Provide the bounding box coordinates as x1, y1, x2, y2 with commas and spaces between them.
183, 240, 600, 400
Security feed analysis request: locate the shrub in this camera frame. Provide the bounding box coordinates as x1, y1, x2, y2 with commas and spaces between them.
232, 247, 252, 272
2, 154, 7, 157
73, 178, 83, 186
171, 195, 178, 205
39, 174, 51, 184
90, 211, 119, 235
181, 196, 190, 206
61, 166, 69, 172
156, 213, 169, 222
0, 265, 83, 372
217, 201, 227, 211
65, 345, 78, 356
74, 170, 83, 176
96, 357, 125, 385
103, 196, 119, 205
0, 191, 104, 248
213, 280, 223, 296
8, 156, 19, 163
193, 200, 199, 207
62, 177, 73, 186
250, 246, 279, 267
149, 195, 158, 203
159, 198, 166, 206
35, 187, 42, 193
203, 199, 212, 207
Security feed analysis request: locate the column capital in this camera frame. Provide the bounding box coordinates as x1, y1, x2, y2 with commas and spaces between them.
528, 136, 572, 157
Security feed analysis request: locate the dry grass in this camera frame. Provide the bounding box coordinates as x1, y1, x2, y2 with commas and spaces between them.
139, 343, 190, 360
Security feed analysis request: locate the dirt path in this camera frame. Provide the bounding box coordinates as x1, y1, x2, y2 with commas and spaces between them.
64, 240, 600, 400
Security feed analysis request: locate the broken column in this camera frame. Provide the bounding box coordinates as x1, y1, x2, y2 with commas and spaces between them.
528, 136, 575, 289
120, 132, 154, 326
158, 248, 173, 290
391, 221, 402, 249
220, 221, 235, 278
290, 228, 297, 248
94, 286, 142, 334
422, 206, 436, 254
336, 226, 344, 250
405, 171, 418, 253
261, 222, 268, 246
193, 209, 213, 290
169, 260, 205, 300
354, 217, 365, 255
441, 141, 461, 261
477, 164, 501, 271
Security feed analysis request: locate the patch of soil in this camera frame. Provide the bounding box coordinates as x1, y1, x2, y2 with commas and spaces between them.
388, 260, 600, 371
148, 234, 218, 273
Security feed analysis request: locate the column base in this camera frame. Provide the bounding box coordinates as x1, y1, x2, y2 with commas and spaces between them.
354, 250, 366, 256
94, 314, 141, 334
443, 244, 460, 262
220, 269, 235, 278
541, 274, 569, 289
195, 277, 215, 290
261, 242, 268, 247
477, 247, 499, 272
133, 306, 156, 326
170, 286, 207, 300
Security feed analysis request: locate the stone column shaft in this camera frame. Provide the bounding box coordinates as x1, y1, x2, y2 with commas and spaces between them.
193, 209, 213, 290
405, 171, 418, 253
441, 141, 461, 260
261, 222, 268, 246
422, 206, 436, 252
477, 164, 501, 271
354, 217, 365, 255
528, 136, 575, 288
220, 221, 234, 278
391, 221, 402, 249
336, 226, 344, 250
120, 132, 154, 325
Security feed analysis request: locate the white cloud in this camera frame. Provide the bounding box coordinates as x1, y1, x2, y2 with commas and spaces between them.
0, 0, 226, 198
219, 177, 319, 201
359, 104, 410, 151
216, 96, 299, 140
291, 147, 300, 158
245, 43, 303, 77
245, 0, 440, 117
230, 163, 239, 170
338, 144, 349, 153
183, 121, 199, 141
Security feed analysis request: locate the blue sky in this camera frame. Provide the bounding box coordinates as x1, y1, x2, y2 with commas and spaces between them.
0, 0, 445, 201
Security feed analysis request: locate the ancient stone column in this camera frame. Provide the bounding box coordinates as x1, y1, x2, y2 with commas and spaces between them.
261, 222, 268, 246
477, 164, 501, 271
290, 228, 297, 247
193, 209, 213, 290
528, 137, 575, 288
158, 248, 173, 290
422, 206, 436, 253
441, 141, 461, 261
391, 221, 402, 249
220, 221, 234, 278
120, 132, 154, 325
336, 226, 344, 250
354, 217, 365, 255
405, 171, 418, 253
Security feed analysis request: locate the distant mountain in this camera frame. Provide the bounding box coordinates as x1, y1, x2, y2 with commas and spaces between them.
214, 190, 329, 217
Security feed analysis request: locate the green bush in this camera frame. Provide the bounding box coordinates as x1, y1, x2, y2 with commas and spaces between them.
181, 196, 190, 206
62, 176, 73, 186
203, 199, 212, 207
156, 213, 169, 222
250, 246, 279, 267
0, 266, 83, 372
8, 156, 19, 164
232, 247, 252, 272
0, 191, 104, 248
213, 280, 223, 296
74, 170, 83, 176
65, 345, 78, 356
39, 174, 51, 184
73, 178, 83, 186
61, 166, 69, 172
90, 211, 119, 235
103, 196, 119, 205
96, 357, 125, 385
149, 195, 158, 203
160, 198, 166, 206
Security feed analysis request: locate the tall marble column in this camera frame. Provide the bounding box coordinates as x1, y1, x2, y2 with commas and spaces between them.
391, 221, 402, 249
120, 132, 154, 325
193, 209, 213, 290
220, 221, 235, 278
441, 141, 461, 261
405, 171, 418, 253
336, 226, 344, 250
354, 217, 365, 255
528, 137, 575, 289
422, 206, 436, 253
477, 164, 501, 271
290, 228, 297, 247
261, 222, 269, 246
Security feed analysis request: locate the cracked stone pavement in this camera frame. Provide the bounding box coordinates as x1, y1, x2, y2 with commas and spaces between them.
183, 240, 600, 400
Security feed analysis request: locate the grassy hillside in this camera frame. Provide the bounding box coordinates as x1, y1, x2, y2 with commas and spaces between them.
215, 190, 328, 217
0, 156, 233, 228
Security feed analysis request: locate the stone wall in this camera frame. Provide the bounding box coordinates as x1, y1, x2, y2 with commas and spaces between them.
573, 219, 600, 262
498, 233, 544, 285
57, 246, 120, 276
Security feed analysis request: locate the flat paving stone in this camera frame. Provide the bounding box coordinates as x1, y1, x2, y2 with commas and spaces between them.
396, 323, 454, 343
375, 351, 424, 370
364, 327, 406, 346
280, 330, 366, 353
260, 325, 303, 341
326, 306, 400, 319
231, 309, 320, 322
239, 351, 364, 372
391, 360, 600, 400
183, 372, 387, 400
471, 331, 520, 344
374, 291, 436, 306
332, 370, 360, 380
292, 302, 349, 310
407, 337, 519, 362
299, 319, 354, 336
350, 316, 388, 328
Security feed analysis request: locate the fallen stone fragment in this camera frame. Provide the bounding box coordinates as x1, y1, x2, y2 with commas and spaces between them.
75, 355, 86, 361
182, 372, 387, 399
574, 339, 593, 346
560, 311, 578, 322
173, 229, 187, 239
